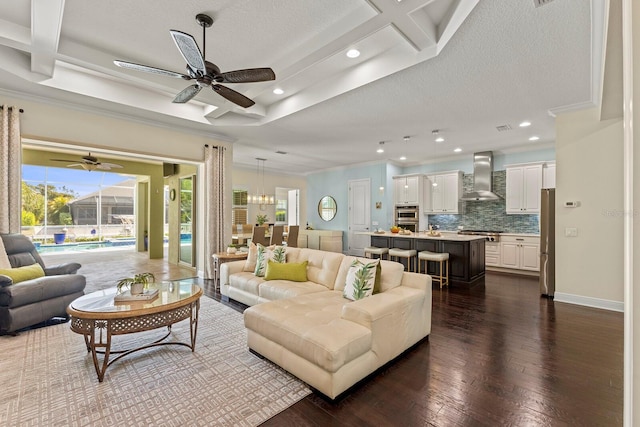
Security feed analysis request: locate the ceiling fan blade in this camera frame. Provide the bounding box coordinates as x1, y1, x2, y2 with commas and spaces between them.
173, 84, 203, 103
212, 84, 255, 108
50, 158, 79, 163
99, 162, 124, 169
66, 163, 84, 168
219, 68, 276, 84
170, 30, 206, 75
114, 60, 191, 79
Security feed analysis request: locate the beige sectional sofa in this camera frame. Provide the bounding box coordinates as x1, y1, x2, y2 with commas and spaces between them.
219, 247, 432, 399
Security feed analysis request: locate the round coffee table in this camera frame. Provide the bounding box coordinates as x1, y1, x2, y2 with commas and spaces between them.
67, 281, 202, 382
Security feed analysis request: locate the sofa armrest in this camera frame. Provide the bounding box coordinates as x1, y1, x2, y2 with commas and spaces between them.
341, 285, 431, 362
0, 274, 13, 288
400, 271, 431, 291
44, 263, 81, 276
220, 260, 246, 286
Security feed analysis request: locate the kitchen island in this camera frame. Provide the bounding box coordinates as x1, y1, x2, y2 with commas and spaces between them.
363, 231, 486, 286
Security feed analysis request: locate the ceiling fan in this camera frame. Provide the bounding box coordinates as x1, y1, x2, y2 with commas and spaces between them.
113, 13, 276, 108
50, 153, 124, 172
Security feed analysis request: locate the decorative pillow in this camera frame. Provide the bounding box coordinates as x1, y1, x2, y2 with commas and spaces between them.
243, 242, 260, 272
0, 263, 45, 284
343, 259, 379, 301
373, 261, 382, 294
254, 244, 286, 277
264, 260, 308, 282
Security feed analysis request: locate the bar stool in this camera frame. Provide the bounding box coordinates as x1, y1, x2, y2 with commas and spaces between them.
388, 248, 417, 272
364, 246, 389, 260
418, 251, 449, 288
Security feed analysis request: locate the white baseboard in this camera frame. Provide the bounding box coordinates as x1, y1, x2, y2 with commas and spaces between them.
553, 292, 624, 312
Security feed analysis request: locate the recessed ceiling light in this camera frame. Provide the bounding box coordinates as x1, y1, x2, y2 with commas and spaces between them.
376, 141, 385, 153
273, 88, 284, 95
346, 49, 360, 58
435, 137, 444, 143
403, 136, 410, 142
400, 156, 407, 161
519, 121, 532, 127
529, 136, 540, 141
454, 148, 462, 153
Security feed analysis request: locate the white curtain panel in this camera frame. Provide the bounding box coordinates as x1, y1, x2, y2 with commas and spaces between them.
204, 145, 226, 279
0, 106, 21, 234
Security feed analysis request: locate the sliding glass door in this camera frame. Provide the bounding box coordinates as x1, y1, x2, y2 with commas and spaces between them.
179, 175, 196, 266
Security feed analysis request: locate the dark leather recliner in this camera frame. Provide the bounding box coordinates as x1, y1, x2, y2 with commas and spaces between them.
0, 233, 86, 334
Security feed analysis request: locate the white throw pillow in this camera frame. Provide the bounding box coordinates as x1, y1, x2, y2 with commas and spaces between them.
254, 244, 286, 277
343, 259, 379, 301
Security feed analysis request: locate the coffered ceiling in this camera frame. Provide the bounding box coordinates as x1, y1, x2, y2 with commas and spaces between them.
0, 0, 603, 174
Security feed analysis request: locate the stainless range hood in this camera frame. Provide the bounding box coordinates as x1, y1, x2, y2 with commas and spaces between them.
460, 151, 501, 201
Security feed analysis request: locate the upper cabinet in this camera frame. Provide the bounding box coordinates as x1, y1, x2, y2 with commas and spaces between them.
543, 162, 556, 189
424, 171, 463, 214
505, 163, 543, 214
393, 175, 421, 205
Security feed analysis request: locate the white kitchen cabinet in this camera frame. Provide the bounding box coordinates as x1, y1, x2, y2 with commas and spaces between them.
485, 241, 501, 267
393, 175, 421, 205
505, 164, 543, 214
543, 162, 556, 189
484, 242, 501, 267
500, 235, 540, 271
424, 171, 463, 214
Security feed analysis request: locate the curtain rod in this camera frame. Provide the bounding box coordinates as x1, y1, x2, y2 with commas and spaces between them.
0, 106, 24, 113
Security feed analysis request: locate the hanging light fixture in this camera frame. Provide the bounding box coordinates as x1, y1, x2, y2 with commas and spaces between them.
249, 158, 275, 208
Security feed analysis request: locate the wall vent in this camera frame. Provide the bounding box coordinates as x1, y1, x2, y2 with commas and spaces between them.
533, 0, 555, 7
495, 124, 512, 132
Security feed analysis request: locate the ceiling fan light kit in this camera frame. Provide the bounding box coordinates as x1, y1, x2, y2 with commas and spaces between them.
113, 13, 276, 108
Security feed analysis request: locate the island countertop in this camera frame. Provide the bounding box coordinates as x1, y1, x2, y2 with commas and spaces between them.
359, 231, 488, 242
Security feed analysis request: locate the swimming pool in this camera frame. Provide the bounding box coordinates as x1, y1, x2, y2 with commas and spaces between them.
36, 239, 137, 254
36, 235, 190, 254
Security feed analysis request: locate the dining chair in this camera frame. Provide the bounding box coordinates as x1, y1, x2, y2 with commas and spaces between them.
286, 225, 299, 248
270, 225, 284, 246
251, 226, 269, 246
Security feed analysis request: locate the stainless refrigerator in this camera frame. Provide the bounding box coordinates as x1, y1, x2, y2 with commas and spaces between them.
540, 188, 555, 297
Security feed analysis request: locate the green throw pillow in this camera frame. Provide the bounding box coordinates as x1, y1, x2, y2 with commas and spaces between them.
0, 263, 45, 284
264, 260, 308, 282
373, 261, 382, 294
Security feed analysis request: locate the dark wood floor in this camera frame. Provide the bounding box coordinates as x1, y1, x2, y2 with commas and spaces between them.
203, 273, 623, 426
53, 249, 622, 426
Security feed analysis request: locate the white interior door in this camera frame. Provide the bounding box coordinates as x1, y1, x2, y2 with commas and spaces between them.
348, 178, 371, 256
287, 189, 299, 225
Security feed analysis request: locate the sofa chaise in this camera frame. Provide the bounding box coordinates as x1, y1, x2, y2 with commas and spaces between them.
220, 246, 431, 399
0, 233, 86, 334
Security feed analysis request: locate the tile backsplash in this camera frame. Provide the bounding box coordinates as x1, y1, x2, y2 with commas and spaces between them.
427, 171, 540, 234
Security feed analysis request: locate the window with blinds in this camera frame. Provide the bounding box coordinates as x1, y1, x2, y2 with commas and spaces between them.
232, 190, 248, 225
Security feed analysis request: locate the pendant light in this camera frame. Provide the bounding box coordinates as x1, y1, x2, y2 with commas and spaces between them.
249, 158, 275, 209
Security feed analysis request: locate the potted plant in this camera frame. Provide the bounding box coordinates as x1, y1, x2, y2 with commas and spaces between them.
227, 244, 237, 254
116, 272, 155, 295
256, 214, 268, 226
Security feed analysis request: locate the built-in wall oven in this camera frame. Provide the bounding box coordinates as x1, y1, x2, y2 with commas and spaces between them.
395, 205, 419, 232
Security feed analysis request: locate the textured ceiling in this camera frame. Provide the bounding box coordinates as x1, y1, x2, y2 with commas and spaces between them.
0, 0, 601, 175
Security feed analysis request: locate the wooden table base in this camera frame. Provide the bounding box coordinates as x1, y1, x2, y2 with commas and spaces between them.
69, 299, 200, 382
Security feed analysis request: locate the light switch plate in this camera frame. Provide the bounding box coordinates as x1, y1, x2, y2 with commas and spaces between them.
565, 227, 578, 237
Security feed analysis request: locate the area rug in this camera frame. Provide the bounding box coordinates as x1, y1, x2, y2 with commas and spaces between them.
0, 297, 310, 426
